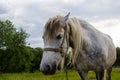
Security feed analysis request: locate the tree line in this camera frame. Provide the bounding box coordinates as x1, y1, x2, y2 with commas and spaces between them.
0, 20, 43, 73
114, 47, 120, 67
0, 20, 120, 73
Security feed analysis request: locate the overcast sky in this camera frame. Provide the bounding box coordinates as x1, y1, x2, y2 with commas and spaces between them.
0, 0, 120, 47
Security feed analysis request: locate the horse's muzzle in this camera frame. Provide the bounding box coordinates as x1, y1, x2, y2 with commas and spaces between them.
40, 63, 57, 75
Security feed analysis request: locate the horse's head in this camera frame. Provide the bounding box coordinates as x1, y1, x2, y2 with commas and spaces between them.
40, 13, 70, 75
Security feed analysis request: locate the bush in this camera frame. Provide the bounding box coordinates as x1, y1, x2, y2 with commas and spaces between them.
30, 47, 43, 72
114, 47, 120, 67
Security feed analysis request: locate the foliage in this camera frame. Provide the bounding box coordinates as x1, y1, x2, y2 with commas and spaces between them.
0, 20, 43, 73
0, 20, 28, 49
114, 47, 120, 67
30, 47, 43, 72
0, 20, 15, 49
0, 20, 30, 72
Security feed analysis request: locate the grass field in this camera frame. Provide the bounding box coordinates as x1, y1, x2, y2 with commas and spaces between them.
0, 68, 120, 80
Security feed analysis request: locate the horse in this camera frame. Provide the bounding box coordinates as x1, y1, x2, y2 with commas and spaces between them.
40, 13, 116, 80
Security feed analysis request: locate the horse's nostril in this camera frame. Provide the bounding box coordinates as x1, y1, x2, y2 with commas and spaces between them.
53, 64, 56, 69
40, 64, 51, 75
40, 63, 57, 75
46, 64, 51, 71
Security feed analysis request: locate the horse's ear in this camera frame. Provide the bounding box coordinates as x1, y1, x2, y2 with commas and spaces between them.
60, 12, 70, 26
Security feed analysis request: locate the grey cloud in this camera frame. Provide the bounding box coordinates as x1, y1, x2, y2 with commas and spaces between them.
0, 4, 9, 14
1, 0, 120, 47
59, 0, 120, 18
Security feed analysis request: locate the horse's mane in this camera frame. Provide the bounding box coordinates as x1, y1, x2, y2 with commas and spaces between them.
67, 18, 83, 64
43, 15, 83, 64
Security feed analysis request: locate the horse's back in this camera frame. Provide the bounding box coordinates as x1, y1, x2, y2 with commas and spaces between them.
79, 19, 116, 69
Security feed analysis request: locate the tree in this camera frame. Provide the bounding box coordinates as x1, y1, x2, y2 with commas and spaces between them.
0, 20, 15, 49
30, 47, 43, 72
0, 20, 44, 73
114, 47, 120, 67
0, 20, 28, 49
0, 20, 33, 73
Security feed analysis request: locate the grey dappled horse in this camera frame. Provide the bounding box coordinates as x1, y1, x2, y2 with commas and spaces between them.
40, 13, 116, 80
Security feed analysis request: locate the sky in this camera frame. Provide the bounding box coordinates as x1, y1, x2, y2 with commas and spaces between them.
0, 0, 120, 48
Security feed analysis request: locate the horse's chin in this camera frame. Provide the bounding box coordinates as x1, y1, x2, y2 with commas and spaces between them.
42, 68, 57, 75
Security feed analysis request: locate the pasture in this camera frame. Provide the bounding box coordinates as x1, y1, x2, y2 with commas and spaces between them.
0, 68, 120, 80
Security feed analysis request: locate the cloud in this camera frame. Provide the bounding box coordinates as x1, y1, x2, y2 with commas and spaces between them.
60, 0, 120, 18
0, 0, 120, 47
0, 5, 8, 14
27, 37, 43, 48
90, 18, 120, 47
0, 1, 9, 14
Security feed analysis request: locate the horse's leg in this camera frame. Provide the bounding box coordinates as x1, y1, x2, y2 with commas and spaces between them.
95, 72, 99, 80
97, 66, 105, 80
77, 70, 88, 80
106, 67, 112, 80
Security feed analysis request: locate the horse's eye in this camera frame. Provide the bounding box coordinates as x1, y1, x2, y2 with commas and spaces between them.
56, 35, 62, 39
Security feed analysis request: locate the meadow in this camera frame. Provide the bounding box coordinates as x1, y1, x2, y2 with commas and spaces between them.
0, 68, 120, 80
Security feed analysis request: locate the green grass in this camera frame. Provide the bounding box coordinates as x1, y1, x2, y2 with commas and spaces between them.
0, 68, 120, 80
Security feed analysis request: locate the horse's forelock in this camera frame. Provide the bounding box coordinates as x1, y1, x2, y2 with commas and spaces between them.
44, 15, 64, 39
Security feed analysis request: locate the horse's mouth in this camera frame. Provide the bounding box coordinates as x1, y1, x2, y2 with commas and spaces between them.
41, 64, 57, 75
42, 68, 57, 75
